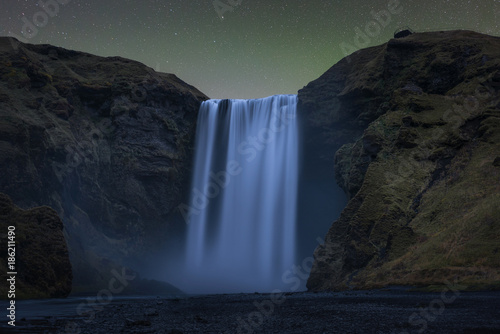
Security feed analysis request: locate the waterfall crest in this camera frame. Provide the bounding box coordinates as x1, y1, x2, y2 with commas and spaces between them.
182, 94, 299, 293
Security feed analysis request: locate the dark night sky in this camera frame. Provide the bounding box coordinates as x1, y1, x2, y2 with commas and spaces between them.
1, 0, 499, 99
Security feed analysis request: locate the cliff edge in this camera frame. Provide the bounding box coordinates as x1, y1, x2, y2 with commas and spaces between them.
300, 30, 500, 291
0, 37, 208, 293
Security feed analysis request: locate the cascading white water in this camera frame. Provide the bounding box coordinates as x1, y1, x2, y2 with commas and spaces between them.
181, 94, 299, 294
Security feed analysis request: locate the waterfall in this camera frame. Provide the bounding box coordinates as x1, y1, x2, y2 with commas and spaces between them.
181, 94, 299, 294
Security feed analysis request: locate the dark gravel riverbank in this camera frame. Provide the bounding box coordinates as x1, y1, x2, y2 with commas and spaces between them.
3, 289, 500, 333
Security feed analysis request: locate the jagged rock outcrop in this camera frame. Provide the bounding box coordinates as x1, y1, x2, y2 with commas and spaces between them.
0, 193, 72, 298
301, 30, 500, 291
0, 37, 208, 293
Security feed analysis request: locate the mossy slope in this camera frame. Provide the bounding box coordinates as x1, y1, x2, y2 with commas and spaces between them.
301, 30, 500, 291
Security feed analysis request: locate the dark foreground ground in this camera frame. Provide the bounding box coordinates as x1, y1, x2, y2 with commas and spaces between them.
2, 289, 500, 334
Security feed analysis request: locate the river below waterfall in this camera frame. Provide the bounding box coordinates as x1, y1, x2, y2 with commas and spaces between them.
3, 289, 500, 333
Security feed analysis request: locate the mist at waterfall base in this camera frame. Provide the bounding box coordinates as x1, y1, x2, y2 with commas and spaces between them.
156, 95, 347, 295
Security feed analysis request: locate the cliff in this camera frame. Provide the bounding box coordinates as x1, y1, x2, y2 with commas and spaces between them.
0, 193, 72, 298
0, 37, 208, 294
301, 30, 500, 291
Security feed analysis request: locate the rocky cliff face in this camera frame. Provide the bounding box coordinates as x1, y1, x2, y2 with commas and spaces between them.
0, 193, 72, 298
301, 30, 500, 291
0, 37, 208, 293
